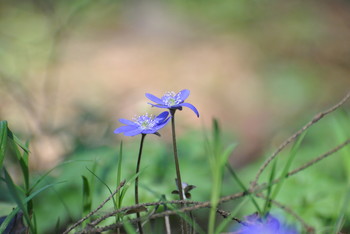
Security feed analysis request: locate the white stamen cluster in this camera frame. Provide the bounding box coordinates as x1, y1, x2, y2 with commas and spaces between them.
162, 91, 181, 106
133, 113, 156, 130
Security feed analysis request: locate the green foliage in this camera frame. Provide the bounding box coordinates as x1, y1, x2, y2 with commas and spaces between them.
263, 131, 307, 216
206, 119, 237, 234
0, 121, 8, 170
81, 176, 92, 219
1, 107, 350, 233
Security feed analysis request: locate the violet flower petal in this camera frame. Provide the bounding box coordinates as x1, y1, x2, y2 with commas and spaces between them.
177, 89, 190, 102
124, 128, 143, 136
145, 93, 164, 105
114, 125, 138, 134
119, 118, 138, 126
179, 103, 199, 117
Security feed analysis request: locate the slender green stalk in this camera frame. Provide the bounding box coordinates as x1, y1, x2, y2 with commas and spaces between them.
226, 164, 261, 214
170, 110, 184, 200
135, 134, 146, 234
169, 109, 187, 234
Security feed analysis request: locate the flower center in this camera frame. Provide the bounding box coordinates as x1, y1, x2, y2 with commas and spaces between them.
133, 114, 156, 130
162, 91, 181, 106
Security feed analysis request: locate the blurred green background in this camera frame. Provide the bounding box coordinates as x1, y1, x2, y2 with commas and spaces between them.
1, 0, 350, 233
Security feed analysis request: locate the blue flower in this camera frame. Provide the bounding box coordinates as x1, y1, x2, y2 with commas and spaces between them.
233, 213, 298, 234
114, 111, 170, 136
145, 89, 199, 117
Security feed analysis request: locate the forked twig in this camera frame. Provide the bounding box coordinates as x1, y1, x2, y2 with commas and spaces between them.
63, 180, 126, 234
71, 92, 350, 233
89, 200, 203, 227
80, 139, 350, 233
251, 92, 350, 189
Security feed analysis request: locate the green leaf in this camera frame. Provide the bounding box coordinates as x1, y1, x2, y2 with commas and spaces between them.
0, 120, 8, 170
6, 128, 29, 154
29, 159, 92, 193
0, 181, 65, 233
226, 164, 261, 214
118, 168, 147, 209
219, 143, 237, 168
212, 118, 221, 155
7, 138, 31, 195
82, 176, 92, 217
3, 168, 35, 233
21, 142, 30, 192
262, 158, 278, 216
271, 130, 307, 202
86, 167, 118, 209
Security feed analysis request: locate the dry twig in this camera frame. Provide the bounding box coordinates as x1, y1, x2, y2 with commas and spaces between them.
80, 139, 350, 233
251, 92, 350, 189
63, 180, 126, 234
71, 92, 350, 233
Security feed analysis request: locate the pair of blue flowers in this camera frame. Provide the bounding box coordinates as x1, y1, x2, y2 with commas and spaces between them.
114, 89, 199, 136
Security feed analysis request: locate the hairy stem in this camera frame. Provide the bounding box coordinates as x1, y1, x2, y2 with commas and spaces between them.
135, 134, 146, 234
170, 109, 187, 234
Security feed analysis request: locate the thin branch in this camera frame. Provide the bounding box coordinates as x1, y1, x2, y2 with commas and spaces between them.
80, 139, 350, 233
251, 91, 350, 189
216, 209, 244, 224
63, 180, 126, 234
89, 200, 203, 227
286, 139, 350, 178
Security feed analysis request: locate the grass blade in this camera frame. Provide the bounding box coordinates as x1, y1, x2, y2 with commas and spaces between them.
6, 127, 29, 154
0, 181, 65, 233
86, 166, 118, 209
3, 168, 35, 233
82, 176, 92, 218
0, 120, 8, 170
262, 158, 278, 216
226, 164, 261, 214
271, 131, 307, 202
29, 159, 92, 193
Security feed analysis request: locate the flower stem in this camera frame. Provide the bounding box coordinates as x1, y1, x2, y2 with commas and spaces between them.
170, 109, 188, 234
170, 110, 184, 200
135, 134, 146, 234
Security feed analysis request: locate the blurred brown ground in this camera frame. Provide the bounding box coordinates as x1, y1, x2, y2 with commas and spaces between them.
1, 0, 350, 170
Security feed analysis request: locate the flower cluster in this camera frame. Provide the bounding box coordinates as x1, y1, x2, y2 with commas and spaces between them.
233, 213, 298, 234
114, 89, 199, 136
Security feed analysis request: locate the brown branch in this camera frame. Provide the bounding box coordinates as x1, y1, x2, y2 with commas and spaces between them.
286, 139, 350, 178
89, 200, 203, 227
81, 139, 350, 233
84, 204, 245, 233
254, 139, 350, 199
216, 209, 244, 224
251, 91, 350, 189
63, 180, 126, 234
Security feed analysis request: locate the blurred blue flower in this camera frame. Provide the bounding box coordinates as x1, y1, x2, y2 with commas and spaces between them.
114, 111, 170, 136
145, 89, 199, 117
233, 213, 298, 234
